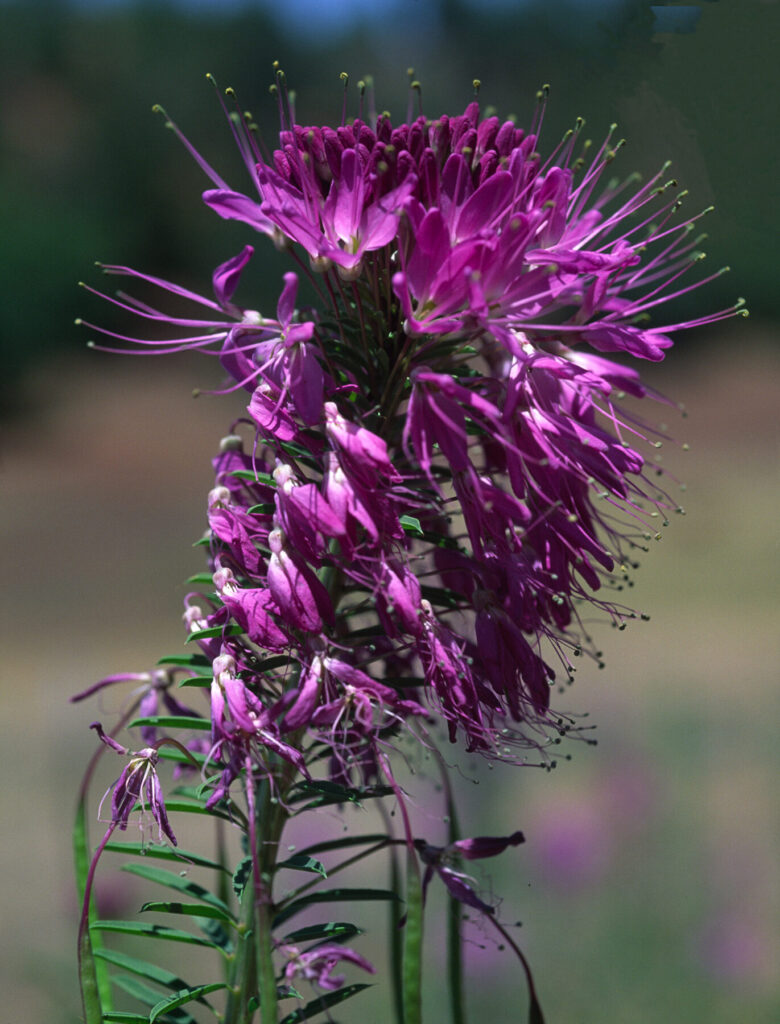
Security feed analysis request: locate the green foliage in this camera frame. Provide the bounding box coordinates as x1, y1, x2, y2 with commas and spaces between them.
103, 841, 228, 871
120, 863, 233, 914
279, 983, 373, 1024
281, 922, 363, 945
273, 888, 400, 930
91, 919, 227, 951
139, 900, 237, 924
149, 984, 228, 1023
276, 853, 328, 879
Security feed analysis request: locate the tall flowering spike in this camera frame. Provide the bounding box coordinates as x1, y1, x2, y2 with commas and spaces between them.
79, 78, 743, 770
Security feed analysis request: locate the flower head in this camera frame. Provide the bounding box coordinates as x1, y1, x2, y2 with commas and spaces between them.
80, 77, 744, 776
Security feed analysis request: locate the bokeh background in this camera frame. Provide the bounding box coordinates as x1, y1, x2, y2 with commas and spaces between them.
1, 1, 778, 1021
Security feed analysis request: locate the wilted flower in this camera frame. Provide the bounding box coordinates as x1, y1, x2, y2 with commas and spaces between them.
416, 830, 526, 913
280, 943, 376, 992
91, 721, 177, 845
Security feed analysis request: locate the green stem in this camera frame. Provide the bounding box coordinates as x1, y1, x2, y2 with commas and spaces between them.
402, 847, 424, 1024
77, 821, 118, 1024
249, 775, 286, 1024
380, 754, 423, 1024
438, 750, 467, 1024
223, 879, 258, 1024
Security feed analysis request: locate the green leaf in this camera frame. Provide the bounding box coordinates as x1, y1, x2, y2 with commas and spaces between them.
228, 469, 275, 485
185, 573, 215, 585
150, 984, 227, 1023
247, 502, 275, 514
232, 856, 252, 900
154, 746, 207, 769
289, 780, 362, 807
197, 917, 234, 953
281, 922, 363, 946
152, 799, 206, 816
399, 514, 424, 537
94, 947, 189, 990
185, 624, 243, 643
276, 854, 327, 879
102, 1014, 151, 1023
156, 798, 238, 825
111, 975, 195, 1023
157, 653, 210, 669
127, 715, 211, 732
279, 983, 372, 1024
120, 864, 232, 914
103, 842, 227, 872
274, 888, 399, 929
140, 900, 237, 924
91, 919, 226, 950
289, 780, 393, 812
292, 833, 389, 858
176, 675, 213, 689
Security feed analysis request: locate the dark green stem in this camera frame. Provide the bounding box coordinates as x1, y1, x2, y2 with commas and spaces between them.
402, 847, 424, 1024
77, 821, 118, 1024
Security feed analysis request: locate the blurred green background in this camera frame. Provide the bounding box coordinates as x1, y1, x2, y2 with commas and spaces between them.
1, 1, 777, 1021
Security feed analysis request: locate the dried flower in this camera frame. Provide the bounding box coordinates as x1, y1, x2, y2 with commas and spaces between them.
91, 722, 177, 845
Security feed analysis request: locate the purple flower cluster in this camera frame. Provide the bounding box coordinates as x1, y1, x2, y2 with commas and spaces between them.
81, 84, 742, 796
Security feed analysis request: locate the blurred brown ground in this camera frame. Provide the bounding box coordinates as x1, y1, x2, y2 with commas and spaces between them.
1, 328, 777, 1022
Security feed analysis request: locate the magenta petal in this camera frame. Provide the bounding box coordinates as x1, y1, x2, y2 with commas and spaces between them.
248, 384, 299, 442
452, 831, 525, 860
203, 188, 275, 235
284, 657, 324, 731
276, 271, 299, 328
585, 324, 673, 362
438, 866, 494, 914
287, 343, 324, 425
212, 245, 254, 309
329, 147, 364, 243
453, 170, 513, 241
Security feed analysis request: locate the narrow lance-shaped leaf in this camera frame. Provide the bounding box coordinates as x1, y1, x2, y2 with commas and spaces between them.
93, 947, 192, 991
140, 900, 237, 924
279, 983, 373, 1024
128, 715, 212, 732
110, 975, 196, 1024
150, 983, 228, 1023
274, 888, 400, 929
276, 853, 328, 879
120, 863, 233, 913
103, 841, 228, 871
282, 922, 363, 945
91, 919, 229, 952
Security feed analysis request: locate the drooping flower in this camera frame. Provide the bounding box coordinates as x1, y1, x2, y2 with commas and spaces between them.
416, 830, 526, 913
280, 943, 376, 992
91, 722, 177, 845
